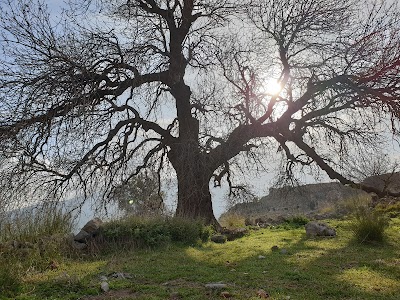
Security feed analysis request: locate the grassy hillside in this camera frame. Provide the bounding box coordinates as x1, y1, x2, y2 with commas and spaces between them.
1, 218, 399, 300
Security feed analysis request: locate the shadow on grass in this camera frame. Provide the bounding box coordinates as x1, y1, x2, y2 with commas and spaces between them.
7, 220, 400, 300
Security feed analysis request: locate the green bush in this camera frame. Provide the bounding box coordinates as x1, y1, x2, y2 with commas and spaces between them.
278, 215, 310, 229
100, 216, 213, 250
350, 206, 389, 244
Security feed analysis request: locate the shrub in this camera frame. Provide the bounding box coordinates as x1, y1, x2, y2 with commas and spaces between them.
0, 205, 74, 243
274, 215, 310, 230
350, 206, 389, 244
219, 213, 246, 229
99, 216, 213, 250
0, 266, 21, 298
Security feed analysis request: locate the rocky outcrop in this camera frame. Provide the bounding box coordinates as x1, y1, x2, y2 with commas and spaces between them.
225, 182, 368, 220
362, 172, 400, 195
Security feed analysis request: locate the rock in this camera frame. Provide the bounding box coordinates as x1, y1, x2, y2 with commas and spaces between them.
110, 272, 133, 279
74, 218, 102, 242
221, 291, 233, 298
271, 245, 279, 252
220, 227, 248, 241
257, 289, 270, 298
100, 281, 109, 292
99, 275, 108, 281
71, 240, 87, 250
280, 248, 288, 254
211, 234, 227, 244
205, 283, 227, 289
258, 255, 266, 259
305, 221, 336, 237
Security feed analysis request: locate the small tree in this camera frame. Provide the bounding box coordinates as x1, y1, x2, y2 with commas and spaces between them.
112, 170, 165, 216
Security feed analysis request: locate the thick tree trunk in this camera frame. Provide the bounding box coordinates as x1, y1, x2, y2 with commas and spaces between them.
175, 166, 217, 225
168, 145, 219, 226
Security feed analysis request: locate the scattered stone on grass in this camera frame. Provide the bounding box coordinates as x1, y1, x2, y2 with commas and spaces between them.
109, 272, 133, 279
211, 234, 227, 244
205, 283, 227, 289
258, 255, 266, 259
305, 221, 336, 237
220, 227, 249, 241
100, 281, 109, 292
280, 248, 288, 254
257, 289, 270, 298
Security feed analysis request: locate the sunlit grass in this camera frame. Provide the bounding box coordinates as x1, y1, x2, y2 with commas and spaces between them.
338, 267, 399, 293
1, 217, 399, 299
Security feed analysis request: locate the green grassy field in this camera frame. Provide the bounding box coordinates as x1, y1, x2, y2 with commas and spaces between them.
3, 218, 399, 300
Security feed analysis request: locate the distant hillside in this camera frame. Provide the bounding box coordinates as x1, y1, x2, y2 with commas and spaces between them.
226, 182, 367, 220
225, 172, 400, 221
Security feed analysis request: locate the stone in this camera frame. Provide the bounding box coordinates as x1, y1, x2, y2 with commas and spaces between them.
258, 255, 266, 259
74, 218, 103, 242
71, 240, 87, 250
205, 283, 227, 289
257, 289, 270, 298
271, 245, 279, 252
221, 291, 233, 298
211, 234, 227, 244
100, 281, 109, 292
110, 272, 133, 279
280, 248, 288, 254
305, 221, 336, 237
220, 227, 248, 241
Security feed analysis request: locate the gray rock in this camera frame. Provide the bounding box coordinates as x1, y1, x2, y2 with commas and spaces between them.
71, 240, 87, 250
211, 234, 227, 244
258, 255, 266, 259
280, 248, 288, 254
99, 275, 108, 281
205, 283, 227, 289
74, 218, 102, 242
100, 281, 109, 292
110, 272, 133, 279
305, 221, 336, 237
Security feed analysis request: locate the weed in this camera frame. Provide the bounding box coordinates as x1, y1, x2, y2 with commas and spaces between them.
0, 264, 21, 298
350, 206, 389, 244
219, 213, 246, 229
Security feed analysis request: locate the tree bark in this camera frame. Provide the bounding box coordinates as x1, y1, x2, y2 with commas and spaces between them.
168, 144, 218, 226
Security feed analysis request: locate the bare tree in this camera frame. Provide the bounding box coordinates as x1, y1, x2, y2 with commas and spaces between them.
1, 0, 400, 225
112, 169, 165, 216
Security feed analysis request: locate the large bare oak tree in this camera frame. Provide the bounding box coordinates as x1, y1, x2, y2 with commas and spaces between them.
1, 0, 400, 224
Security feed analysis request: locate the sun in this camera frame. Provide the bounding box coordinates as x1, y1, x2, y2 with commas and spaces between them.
264, 79, 282, 96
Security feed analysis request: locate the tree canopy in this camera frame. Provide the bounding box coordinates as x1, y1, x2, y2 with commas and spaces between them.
1, 0, 400, 224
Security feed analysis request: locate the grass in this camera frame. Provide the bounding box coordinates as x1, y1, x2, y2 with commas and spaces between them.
1, 218, 399, 300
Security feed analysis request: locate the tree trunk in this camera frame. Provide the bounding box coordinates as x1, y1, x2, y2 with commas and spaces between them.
168, 146, 218, 226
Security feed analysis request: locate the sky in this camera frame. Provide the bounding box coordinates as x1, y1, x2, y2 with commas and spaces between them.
2, 0, 400, 222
